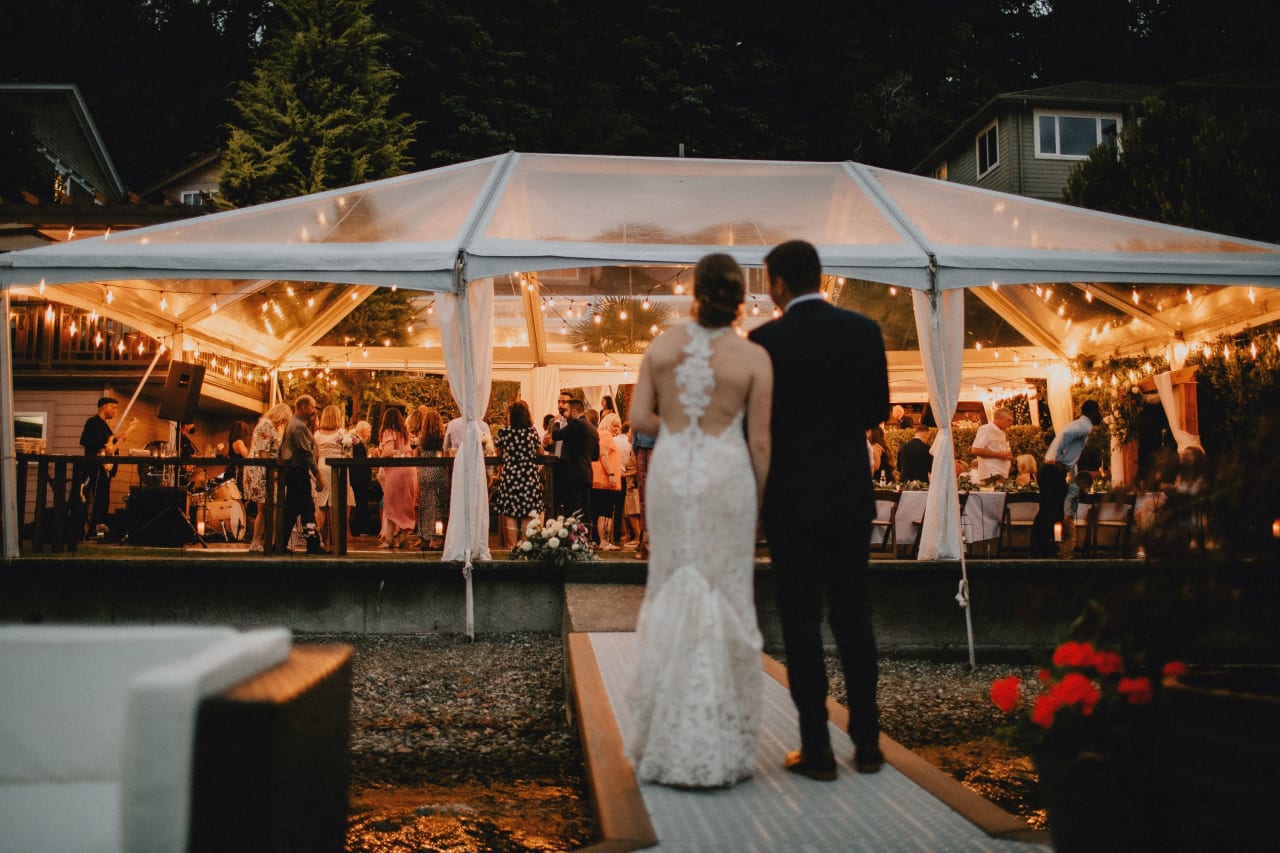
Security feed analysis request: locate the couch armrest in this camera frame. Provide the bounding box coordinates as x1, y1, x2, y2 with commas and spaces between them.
187, 644, 353, 853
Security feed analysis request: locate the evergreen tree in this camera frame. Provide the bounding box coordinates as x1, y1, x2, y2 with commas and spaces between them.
219, 0, 417, 206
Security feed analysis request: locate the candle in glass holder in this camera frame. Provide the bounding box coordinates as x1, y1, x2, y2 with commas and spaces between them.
434, 521, 444, 536
1053, 521, 1063, 542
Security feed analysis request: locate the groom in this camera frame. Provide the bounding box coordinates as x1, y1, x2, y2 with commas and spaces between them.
749, 240, 890, 780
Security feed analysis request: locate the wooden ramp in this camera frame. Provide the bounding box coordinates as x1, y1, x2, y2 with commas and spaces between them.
570, 631, 1048, 852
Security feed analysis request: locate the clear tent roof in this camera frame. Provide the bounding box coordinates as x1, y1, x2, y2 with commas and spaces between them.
3, 152, 1280, 380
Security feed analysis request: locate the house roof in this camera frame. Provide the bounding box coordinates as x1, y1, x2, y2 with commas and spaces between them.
0, 83, 126, 203
911, 81, 1162, 175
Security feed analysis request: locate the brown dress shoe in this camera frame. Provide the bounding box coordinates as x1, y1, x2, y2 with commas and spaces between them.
784, 749, 837, 782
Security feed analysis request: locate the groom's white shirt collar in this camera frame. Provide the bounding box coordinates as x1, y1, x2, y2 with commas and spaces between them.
784, 292, 826, 312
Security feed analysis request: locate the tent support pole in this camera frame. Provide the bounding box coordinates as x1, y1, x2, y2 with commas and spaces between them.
1, 289, 19, 558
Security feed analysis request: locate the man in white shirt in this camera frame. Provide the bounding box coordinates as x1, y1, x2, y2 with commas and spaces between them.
443, 415, 494, 456
971, 407, 1014, 484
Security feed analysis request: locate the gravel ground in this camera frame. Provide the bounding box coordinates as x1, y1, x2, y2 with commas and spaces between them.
302, 633, 1045, 852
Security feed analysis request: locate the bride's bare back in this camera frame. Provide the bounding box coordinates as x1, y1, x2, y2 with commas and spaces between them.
631, 321, 772, 501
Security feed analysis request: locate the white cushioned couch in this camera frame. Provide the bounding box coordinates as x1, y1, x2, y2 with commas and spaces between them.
0, 625, 293, 853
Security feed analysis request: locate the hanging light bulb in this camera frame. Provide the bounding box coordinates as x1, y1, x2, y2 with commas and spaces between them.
38, 278, 46, 295
160, 293, 167, 312
89, 309, 97, 323
642, 298, 651, 310
1085, 289, 1094, 304
593, 313, 602, 325
993, 350, 1000, 359
94, 331, 103, 347
137, 343, 145, 355
1249, 287, 1256, 304
619, 308, 628, 320
69, 320, 78, 336
307, 297, 315, 308
674, 283, 685, 295
650, 324, 659, 335
751, 303, 760, 315
106, 289, 114, 305
1223, 343, 1230, 360
1057, 305, 1065, 316
362, 347, 369, 358
117, 340, 125, 354
1251, 340, 1258, 359
604, 356, 611, 367
1132, 288, 1140, 305
351, 291, 359, 301
210, 297, 218, 313
889, 286, 898, 297
45, 304, 54, 322
975, 342, 983, 351
1186, 289, 1193, 304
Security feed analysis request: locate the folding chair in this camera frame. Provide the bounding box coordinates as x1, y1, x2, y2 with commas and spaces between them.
997, 492, 1040, 557
871, 489, 900, 554
1089, 492, 1136, 557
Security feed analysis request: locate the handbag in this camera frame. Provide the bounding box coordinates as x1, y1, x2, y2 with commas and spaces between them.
624, 481, 641, 515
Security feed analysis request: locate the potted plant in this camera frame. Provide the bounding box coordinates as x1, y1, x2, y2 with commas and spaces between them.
990, 634, 1187, 852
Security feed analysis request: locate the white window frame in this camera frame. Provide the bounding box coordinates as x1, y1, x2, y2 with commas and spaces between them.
975, 120, 1000, 179
1034, 110, 1123, 160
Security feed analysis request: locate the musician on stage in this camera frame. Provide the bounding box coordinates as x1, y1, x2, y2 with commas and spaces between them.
78, 396, 131, 537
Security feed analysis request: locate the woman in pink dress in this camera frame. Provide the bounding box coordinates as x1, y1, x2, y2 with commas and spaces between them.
378, 407, 419, 549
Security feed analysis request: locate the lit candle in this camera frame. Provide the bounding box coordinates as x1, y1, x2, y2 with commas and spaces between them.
1053, 522, 1063, 542
435, 521, 444, 536
196, 520, 205, 536
1273, 519, 1280, 539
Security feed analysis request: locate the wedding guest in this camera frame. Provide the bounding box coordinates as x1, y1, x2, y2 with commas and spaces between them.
551, 399, 598, 521
613, 419, 633, 544
279, 395, 326, 554
1015, 454, 1038, 486
896, 424, 932, 483
971, 408, 1014, 484
493, 400, 545, 548
590, 409, 622, 549
1060, 470, 1093, 558
225, 420, 252, 492
867, 425, 893, 484
348, 420, 375, 536
377, 407, 418, 549
598, 394, 621, 434
244, 403, 291, 553
631, 426, 656, 558
1032, 399, 1102, 557
313, 405, 353, 548
415, 406, 449, 550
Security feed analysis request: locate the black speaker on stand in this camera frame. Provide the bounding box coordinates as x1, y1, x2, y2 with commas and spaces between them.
122, 486, 191, 547
158, 361, 206, 423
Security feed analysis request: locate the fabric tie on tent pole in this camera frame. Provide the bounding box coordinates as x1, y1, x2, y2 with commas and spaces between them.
463, 550, 474, 641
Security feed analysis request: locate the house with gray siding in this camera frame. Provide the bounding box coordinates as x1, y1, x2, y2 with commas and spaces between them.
913, 82, 1161, 201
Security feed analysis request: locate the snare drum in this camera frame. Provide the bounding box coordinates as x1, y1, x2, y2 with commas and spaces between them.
205, 499, 247, 541
210, 479, 242, 501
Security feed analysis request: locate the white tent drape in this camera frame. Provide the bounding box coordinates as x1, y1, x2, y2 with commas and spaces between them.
520, 366, 561, 438
439, 279, 494, 561
1154, 371, 1203, 453
1045, 362, 1074, 452
912, 289, 965, 559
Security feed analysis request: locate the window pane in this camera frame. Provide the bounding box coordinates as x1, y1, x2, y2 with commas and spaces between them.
1039, 115, 1057, 154
1060, 116, 1099, 156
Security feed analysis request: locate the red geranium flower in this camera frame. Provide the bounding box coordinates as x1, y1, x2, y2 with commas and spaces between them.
1050, 672, 1102, 714
1092, 650, 1125, 675
1162, 661, 1188, 678
1117, 676, 1154, 705
1052, 640, 1097, 669
1031, 694, 1062, 729
990, 676, 1021, 713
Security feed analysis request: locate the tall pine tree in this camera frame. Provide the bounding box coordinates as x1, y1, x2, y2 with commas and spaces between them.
220, 0, 417, 206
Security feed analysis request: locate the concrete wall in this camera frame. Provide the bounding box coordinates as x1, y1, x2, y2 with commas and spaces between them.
3, 556, 1276, 662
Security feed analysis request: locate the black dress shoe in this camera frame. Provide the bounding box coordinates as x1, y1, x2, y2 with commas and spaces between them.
853, 745, 885, 774
785, 749, 837, 782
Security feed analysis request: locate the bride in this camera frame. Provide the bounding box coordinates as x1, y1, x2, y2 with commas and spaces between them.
624, 253, 773, 788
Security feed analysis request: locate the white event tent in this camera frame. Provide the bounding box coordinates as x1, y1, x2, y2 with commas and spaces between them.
4, 151, 1280, 564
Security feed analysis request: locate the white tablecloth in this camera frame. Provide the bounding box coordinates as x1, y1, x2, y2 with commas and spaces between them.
875, 490, 1008, 554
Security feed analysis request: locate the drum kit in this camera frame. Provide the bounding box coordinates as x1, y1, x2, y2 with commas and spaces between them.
189, 472, 247, 542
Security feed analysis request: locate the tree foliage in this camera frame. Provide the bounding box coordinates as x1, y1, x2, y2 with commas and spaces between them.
219, 0, 418, 206
1063, 96, 1280, 242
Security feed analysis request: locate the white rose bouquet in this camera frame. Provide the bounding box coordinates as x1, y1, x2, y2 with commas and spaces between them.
511, 511, 595, 565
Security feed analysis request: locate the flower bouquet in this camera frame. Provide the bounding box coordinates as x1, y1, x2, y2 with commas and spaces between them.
511, 511, 595, 566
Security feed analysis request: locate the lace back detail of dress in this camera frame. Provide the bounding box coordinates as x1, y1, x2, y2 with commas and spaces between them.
673, 323, 727, 432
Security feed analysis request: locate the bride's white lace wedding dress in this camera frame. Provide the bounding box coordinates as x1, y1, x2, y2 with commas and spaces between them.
625, 323, 763, 788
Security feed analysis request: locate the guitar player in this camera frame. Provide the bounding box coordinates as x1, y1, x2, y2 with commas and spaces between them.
77, 396, 135, 539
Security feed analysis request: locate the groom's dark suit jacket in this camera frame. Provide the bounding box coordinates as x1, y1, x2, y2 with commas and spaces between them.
749, 298, 889, 545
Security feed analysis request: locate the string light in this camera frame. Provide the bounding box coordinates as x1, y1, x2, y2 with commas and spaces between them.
210, 297, 218, 313
159, 293, 167, 312
106, 289, 114, 305
38, 279, 46, 295
1249, 287, 1256, 304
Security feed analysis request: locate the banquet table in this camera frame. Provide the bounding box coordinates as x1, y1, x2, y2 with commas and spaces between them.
876, 490, 1008, 556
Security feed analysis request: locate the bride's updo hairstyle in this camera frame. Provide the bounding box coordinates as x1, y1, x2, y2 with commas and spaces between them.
693, 253, 745, 328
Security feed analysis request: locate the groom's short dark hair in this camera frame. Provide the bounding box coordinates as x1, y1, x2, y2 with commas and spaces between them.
765, 240, 822, 295
568, 399, 586, 414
